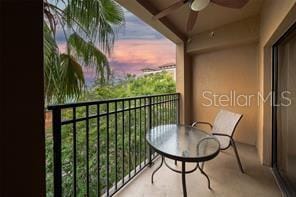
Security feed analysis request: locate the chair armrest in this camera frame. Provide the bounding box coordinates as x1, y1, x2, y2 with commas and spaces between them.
212, 133, 231, 138
192, 121, 213, 129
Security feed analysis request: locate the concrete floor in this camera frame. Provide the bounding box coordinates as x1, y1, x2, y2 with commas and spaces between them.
115, 143, 281, 197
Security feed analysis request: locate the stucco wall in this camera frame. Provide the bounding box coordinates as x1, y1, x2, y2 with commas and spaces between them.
187, 16, 259, 54
192, 43, 259, 145
189, 0, 296, 164
176, 43, 192, 124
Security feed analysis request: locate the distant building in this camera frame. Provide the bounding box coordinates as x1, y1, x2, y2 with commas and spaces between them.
142, 63, 176, 80
141, 68, 157, 74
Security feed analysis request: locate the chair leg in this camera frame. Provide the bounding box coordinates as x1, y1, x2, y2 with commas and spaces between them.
230, 138, 244, 173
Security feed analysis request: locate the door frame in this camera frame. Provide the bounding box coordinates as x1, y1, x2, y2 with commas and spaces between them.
272, 21, 296, 197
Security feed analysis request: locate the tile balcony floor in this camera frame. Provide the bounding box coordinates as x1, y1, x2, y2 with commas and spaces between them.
115, 143, 281, 197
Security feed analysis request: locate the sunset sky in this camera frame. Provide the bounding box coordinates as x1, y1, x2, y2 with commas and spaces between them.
109, 8, 176, 76
57, 7, 176, 83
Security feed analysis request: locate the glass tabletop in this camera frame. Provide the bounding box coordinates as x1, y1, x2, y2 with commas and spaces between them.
146, 124, 220, 162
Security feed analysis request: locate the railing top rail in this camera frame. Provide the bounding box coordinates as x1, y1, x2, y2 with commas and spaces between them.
48, 93, 180, 110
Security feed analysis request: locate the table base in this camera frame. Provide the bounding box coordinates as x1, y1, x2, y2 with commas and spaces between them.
151, 156, 211, 197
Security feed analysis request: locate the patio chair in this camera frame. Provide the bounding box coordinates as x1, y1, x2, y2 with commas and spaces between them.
192, 110, 244, 173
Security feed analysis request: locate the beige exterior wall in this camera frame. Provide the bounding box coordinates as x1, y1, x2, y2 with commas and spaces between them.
258, 0, 296, 165
188, 1, 296, 165
176, 43, 192, 124
188, 17, 260, 145
192, 43, 259, 145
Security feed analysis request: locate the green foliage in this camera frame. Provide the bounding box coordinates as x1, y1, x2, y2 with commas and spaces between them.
44, 24, 61, 101
46, 72, 176, 196
82, 72, 176, 100
44, 0, 124, 103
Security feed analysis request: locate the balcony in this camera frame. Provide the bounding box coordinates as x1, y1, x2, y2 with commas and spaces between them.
46, 93, 280, 196
3, 0, 296, 196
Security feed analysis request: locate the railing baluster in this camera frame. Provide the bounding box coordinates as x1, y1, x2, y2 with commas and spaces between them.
144, 98, 147, 165
115, 101, 118, 190
86, 106, 90, 197
122, 100, 125, 185
154, 97, 156, 126
177, 94, 180, 124
106, 103, 110, 196
158, 96, 165, 125
72, 107, 77, 197
139, 99, 142, 168
163, 96, 165, 124
158, 96, 160, 126
167, 95, 168, 124
97, 104, 101, 196
172, 96, 173, 123
163, 96, 165, 123
162, 96, 164, 124
52, 108, 62, 197
158, 97, 160, 125
148, 97, 152, 166
169, 96, 171, 123
128, 100, 131, 177
171, 96, 173, 123
166, 96, 168, 124
134, 99, 137, 173
168, 96, 170, 123
167, 95, 169, 124
165, 96, 168, 124
161, 96, 163, 125
176, 95, 177, 123
156, 97, 157, 126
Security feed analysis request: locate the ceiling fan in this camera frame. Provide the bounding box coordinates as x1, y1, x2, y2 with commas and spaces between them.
152, 0, 249, 32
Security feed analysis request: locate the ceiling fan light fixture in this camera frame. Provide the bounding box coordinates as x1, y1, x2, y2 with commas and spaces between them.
190, 0, 210, 11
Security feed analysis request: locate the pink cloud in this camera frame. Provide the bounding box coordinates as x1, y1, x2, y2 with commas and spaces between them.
108, 39, 175, 75
58, 43, 67, 53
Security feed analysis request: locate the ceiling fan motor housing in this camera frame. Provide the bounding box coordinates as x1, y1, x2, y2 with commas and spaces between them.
190, 0, 210, 11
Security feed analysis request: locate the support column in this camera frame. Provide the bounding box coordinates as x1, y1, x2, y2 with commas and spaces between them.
176, 42, 192, 125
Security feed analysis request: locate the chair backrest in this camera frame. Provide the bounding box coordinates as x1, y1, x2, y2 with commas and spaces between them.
212, 110, 242, 149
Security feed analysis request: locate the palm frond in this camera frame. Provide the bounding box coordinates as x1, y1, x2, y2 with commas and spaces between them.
64, 0, 124, 53
68, 33, 109, 84
44, 23, 61, 103
59, 53, 85, 101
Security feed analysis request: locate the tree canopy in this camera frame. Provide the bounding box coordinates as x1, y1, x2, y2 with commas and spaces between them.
81, 72, 176, 101
44, 0, 124, 103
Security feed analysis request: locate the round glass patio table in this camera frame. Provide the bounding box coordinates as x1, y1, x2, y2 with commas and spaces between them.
146, 124, 220, 197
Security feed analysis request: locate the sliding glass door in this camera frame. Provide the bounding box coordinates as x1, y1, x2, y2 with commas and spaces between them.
273, 23, 296, 196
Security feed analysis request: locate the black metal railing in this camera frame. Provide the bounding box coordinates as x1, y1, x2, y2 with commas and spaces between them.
47, 93, 180, 197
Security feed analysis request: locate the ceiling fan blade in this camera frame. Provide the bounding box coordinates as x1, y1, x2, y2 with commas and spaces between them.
187, 10, 198, 32
153, 0, 186, 20
211, 0, 249, 9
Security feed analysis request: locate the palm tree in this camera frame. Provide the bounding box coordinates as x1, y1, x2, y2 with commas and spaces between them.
44, 0, 124, 103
